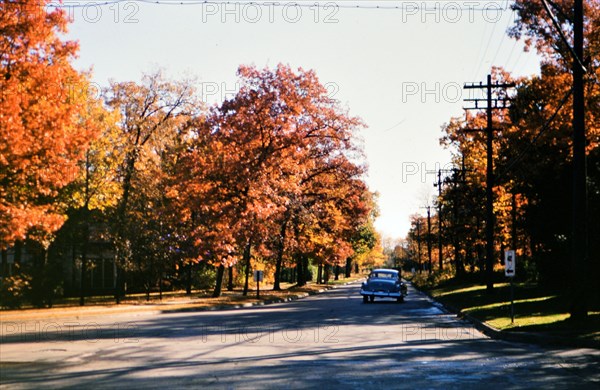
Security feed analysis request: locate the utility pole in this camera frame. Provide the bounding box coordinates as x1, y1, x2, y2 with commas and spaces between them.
538, 0, 588, 319
427, 207, 432, 275
428, 168, 453, 271
571, 0, 588, 320
450, 166, 468, 276
436, 170, 443, 271
511, 189, 518, 253
421, 206, 433, 274
437, 169, 450, 271
416, 220, 422, 273
464, 74, 515, 293
448, 156, 471, 277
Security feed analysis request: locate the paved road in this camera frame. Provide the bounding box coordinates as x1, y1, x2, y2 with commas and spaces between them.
1, 282, 599, 389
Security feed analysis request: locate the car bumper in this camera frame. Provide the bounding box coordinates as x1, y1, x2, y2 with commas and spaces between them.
360, 289, 403, 298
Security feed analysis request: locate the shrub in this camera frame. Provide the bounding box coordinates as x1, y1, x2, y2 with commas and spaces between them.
0, 274, 32, 309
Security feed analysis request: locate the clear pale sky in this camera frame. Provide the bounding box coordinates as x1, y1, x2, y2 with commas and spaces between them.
62, 0, 541, 240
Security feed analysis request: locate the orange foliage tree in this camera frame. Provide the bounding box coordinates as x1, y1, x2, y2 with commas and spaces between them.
173, 64, 371, 296
0, 0, 98, 248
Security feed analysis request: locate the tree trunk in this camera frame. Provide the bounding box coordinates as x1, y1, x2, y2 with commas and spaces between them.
334, 265, 340, 281
79, 211, 89, 306
303, 257, 310, 282
227, 266, 234, 291
273, 218, 289, 291
317, 263, 323, 284
242, 239, 252, 296
114, 153, 137, 304
114, 264, 123, 304
296, 255, 305, 287
186, 262, 192, 295
79, 254, 87, 306
273, 257, 283, 291
345, 257, 352, 278
212, 264, 225, 298
80, 154, 91, 306
454, 241, 464, 277
159, 274, 163, 300
44, 249, 53, 308
1, 248, 7, 278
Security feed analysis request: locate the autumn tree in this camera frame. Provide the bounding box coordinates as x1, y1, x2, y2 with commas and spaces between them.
170, 106, 240, 298
0, 1, 104, 306
0, 0, 98, 248
316, 172, 370, 282
438, 114, 489, 278
173, 64, 370, 295
53, 87, 121, 304
103, 71, 199, 303
260, 66, 368, 289
347, 192, 379, 277
290, 167, 369, 285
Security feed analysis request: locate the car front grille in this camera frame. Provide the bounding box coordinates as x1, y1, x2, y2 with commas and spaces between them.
371, 282, 392, 291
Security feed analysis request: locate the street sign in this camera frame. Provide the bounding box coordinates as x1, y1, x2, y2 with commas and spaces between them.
504, 250, 516, 277
253, 270, 264, 299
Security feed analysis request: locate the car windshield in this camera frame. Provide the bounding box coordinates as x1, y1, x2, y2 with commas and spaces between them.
370, 272, 396, 279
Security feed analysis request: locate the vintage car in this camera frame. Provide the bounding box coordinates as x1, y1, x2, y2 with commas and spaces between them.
360, 268, 407, 303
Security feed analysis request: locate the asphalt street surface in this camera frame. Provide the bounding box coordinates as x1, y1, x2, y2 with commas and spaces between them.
1, 282, 599, 389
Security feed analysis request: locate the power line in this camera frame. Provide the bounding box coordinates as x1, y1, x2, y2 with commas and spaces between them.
37, 0, 514, 11
473, 13, 498, 79
507, 45, 526, 74
470, 15, 491, 81
503, 38, 519, 72
489, 8, 516, 69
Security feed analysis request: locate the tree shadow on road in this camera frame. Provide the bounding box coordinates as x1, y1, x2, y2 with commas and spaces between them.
2, 284, 599, 388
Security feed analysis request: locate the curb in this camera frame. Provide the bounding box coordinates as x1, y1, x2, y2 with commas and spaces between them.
410, 282, 600, 350
161, 291, 317, 313
461, 312, 600, 350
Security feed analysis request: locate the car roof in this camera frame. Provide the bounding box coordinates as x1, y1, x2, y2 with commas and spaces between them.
371, 268, 398, 274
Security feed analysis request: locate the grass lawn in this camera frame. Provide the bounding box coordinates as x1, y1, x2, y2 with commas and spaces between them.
413, 276, 600, 346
